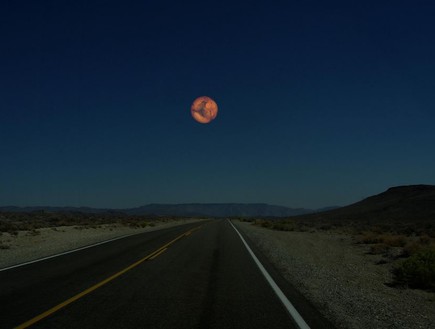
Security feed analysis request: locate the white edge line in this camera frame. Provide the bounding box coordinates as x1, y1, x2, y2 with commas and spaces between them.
228, 219, 311, 329
0, 232, 141, 272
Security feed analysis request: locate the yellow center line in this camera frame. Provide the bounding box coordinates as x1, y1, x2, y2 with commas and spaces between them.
15, 225, 202, 329
148, 247, 167, 260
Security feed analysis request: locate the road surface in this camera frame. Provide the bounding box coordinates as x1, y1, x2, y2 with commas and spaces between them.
0, 219, 334, 328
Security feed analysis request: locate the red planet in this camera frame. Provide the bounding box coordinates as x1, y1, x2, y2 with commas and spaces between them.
191, 96, 218, 124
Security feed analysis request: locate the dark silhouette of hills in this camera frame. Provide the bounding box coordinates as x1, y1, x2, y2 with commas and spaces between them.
295, 185, 435, 222
0, 203, 313, 218
2, 185, 433, 220
125, 203, 311, 217
0, 206, 110, 214
315, 206, 341, 212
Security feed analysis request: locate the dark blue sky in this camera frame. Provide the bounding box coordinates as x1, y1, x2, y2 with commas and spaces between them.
1, 0, 434, 209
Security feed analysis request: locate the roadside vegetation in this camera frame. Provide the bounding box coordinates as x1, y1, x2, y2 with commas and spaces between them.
242, 217, 435, 292
0, 241, 10, 250
392, 249, 435, 291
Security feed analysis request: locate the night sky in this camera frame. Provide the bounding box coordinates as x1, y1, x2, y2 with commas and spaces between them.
1, 1, 434, 209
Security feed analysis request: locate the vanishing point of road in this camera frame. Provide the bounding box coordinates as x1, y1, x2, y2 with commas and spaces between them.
0, 220, 334, 329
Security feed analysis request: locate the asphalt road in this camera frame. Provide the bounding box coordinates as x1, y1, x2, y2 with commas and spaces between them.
0, 220, 334, 329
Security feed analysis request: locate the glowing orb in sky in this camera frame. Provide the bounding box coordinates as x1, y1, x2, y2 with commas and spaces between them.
191, 96, 218, 124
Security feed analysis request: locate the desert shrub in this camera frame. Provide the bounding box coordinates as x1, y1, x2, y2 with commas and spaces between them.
419, 234, 433, 245
319, 224, 333, 231
357, 233, 408, 247
370, 225, 386, 234
253, 219, 308, 232
296, 225, 309, 232
261, 221, 273, 228
25, 229, 41, 236
369, 243, 390, 255
403, 236, 435, 257
0, 242, 10, 249
238, 218, 254, 222
253, 220, 273, 228
376, 259, 388, 265
357, 232, 382, 244
272, 223, 294, 231
0, 222, 17, 233
380, 234, 407, 247
400, 226, 418, 236
403, 242, 424, 257
126, 220, 151, 228
392, 249, 435, 291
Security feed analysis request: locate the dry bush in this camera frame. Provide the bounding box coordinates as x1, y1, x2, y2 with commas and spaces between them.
127, 221, 149, 228
392, 248, 435, 291
271, 222, 295, 232
319, 223, 333, 231
403, 236, 435, 257
25, 229, 41, 236
253, 219, 310, 232
357, 232, 383, 244
379, 234, 407, 247
370, 225, 386, 234
357, 232, 408, 247
419, 234, 433, 245
0, 242, 10, 250
369, 243, 390, 255
253, 220, 272, 228
9, 230, 18, 237
237, 218, 255, 222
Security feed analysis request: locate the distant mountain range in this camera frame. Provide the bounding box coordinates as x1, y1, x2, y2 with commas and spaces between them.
294, 184, 435, 222
125, 203, 315, 217
0, 203, 325, 218
1, 185, 433, 220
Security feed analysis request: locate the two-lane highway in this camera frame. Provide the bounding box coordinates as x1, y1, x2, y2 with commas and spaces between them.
0, 220, 333, 328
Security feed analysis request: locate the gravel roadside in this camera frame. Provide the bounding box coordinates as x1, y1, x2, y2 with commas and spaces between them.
0, 219, 205, 269
234, 220, 435, 329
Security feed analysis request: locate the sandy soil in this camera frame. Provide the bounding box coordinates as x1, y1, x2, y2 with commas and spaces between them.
234, 220, 435, 329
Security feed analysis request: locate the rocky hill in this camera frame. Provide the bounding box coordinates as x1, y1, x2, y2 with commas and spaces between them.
296, 185, 435, 222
